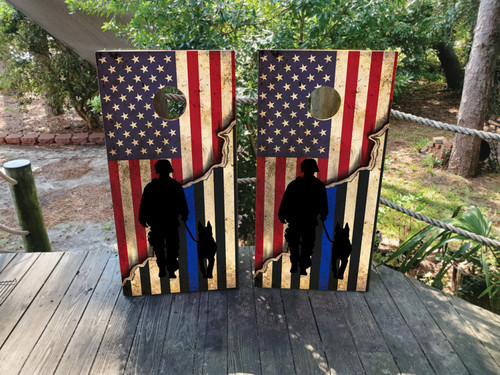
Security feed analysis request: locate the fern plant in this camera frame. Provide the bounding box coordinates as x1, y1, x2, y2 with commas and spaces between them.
383, 206, 499, 305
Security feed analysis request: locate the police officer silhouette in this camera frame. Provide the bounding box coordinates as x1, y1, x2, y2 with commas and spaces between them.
278, 159, 328, 275
139, 160, 188, 278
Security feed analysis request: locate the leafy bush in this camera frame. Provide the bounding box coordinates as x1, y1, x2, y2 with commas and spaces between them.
0, 1, 100, 128
382, 206, 500, 310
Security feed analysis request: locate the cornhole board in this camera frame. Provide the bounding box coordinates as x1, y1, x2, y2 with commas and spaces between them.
254, 50, 397, 291
96, 50, 237, 295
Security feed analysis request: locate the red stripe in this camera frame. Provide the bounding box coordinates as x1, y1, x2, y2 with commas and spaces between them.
129, 160, 148, 262
255, 157, 266, 269
171, 158, 183, 183
150, 159, 159, 179
209, 51, 223, 164
387, 52, 398, 123
187, 51, 203, 179
361, 51, 384, 165
108, 161, 129, 279
272, 158, 287, 257
338, 51, 360, 180
317, 158, 329, 184
296, 157, 307, 177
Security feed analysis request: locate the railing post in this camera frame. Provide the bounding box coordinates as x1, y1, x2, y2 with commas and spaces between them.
3, 159, 51, 252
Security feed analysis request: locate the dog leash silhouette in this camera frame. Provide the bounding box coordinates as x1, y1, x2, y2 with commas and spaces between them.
184, 221, 198, 243
323, 222, 333, 243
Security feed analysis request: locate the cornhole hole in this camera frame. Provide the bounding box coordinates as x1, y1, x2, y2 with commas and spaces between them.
254, 50, 397, 291
96, 50, 237, 295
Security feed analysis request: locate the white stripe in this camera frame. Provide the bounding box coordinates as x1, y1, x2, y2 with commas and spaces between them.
175, 51, 193, 185
327, 50, 348, 184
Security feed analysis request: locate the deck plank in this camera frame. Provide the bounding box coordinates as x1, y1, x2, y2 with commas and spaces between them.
365, 268, 436, 374
446, 293, 500, 367
22, 251, 112, 375
376, 265, 468, 374
194, 291, 229, 375
227, 246, 261, 375
54, 252, 121, 375
158, 292, 202, 374
0, 252, 87, 375
309, 291, 365, 374
336, 291, 400, 375
123, 294, 173, 375
255, 287, 295, 374
90, 294, 146, 375
408, 276, 500, 375
0, 253, 16, 273
281, 289, 329, 374
0, 252, 60, 347
0, 249, 498, 375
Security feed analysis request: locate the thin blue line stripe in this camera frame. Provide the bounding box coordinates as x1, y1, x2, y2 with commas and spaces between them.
184, 185, 199, 291
318, 186, 337, 290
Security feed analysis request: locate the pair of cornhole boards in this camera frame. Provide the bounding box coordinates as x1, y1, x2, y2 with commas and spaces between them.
96, 49, 397, 296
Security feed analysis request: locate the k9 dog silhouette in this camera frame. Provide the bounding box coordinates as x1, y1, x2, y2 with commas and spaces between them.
331, 223, 352, 280
197, 221, 218, 278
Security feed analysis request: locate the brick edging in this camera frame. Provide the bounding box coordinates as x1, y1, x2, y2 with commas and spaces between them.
0, 132, 105, 146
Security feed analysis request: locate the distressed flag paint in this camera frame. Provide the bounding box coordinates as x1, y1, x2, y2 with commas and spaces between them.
254, 50, 397, 291
96, 50, 237, 295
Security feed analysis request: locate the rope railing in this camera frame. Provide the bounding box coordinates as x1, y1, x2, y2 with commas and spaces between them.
164, 93, 500, 140
0, 170, 18, 185
390, 109, 500, 141
0, 223, 29, 236
379, 198, 500, 249
236, 177, 500, 249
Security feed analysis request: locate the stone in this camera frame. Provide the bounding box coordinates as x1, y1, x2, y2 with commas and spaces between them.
427, 141, 435, 148
89, 132, 105, 145
443, 140, 453, 149
433, 136, 444, 144
5, 134, 22, 144
21, 133, 40, 145
72, 133, 89, 145
0, 133, 7, 144
38, 133, 56, 145
55, 134, 72, 145
435, 144, 441, 150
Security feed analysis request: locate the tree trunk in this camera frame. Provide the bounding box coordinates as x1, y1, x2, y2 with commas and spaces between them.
435, 41, 464, 91
448, 0, 500, 177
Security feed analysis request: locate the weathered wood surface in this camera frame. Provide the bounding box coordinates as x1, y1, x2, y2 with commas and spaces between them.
0, 248, 499, 375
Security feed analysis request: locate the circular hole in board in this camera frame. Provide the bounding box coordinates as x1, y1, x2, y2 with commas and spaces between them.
307, 86, 341, 120
153, 86, 187, 120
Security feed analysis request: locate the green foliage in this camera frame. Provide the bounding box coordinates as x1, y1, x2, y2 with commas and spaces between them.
0, 1, 100, 128
382, 206, 500, 307
64, 0, 480, 241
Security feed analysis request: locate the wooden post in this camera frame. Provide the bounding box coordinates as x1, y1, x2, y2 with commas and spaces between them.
3, 159, 51, 252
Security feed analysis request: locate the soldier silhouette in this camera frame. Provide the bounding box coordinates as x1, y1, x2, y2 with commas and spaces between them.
279, 159, 328, 275
139, 160, 188, 278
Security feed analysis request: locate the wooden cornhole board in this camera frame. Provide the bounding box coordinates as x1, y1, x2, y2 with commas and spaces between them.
96, 50, 237, 295
254, 50, 397, 291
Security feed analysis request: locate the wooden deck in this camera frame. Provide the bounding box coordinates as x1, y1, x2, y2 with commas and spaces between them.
0, 247, 499, 375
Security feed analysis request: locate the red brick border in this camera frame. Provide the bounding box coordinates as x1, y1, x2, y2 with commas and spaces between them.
0, 132, 105, 146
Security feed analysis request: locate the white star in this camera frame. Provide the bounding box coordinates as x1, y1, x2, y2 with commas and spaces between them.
308, 55, 316, 63
292, 55, 300, 62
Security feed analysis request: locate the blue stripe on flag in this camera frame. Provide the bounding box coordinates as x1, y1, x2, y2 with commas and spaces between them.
184, 185, 199, 292
318, 186, 337, 290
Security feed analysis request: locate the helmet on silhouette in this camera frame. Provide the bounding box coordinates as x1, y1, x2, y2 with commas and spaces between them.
154, 160, 174, 175
300, 159, 319, 173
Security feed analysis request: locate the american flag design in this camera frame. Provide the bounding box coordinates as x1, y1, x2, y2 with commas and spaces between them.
255, 50, 397, 291
96, 51, 237, 295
